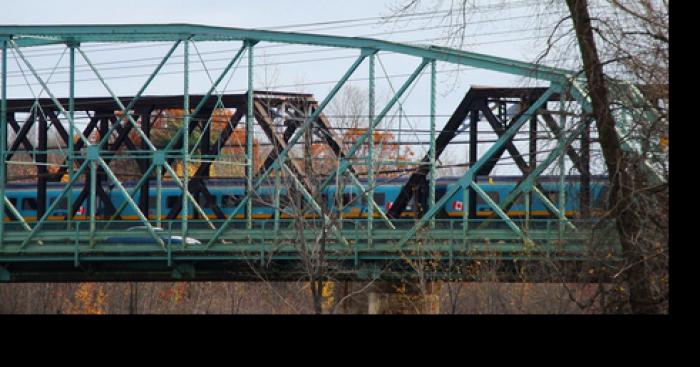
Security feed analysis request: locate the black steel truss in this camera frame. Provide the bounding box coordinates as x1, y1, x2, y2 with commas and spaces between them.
387, 86, 592, 219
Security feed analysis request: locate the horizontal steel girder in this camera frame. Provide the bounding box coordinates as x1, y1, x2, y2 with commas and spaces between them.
0, 24, 575, 82
0, 219, 623, 282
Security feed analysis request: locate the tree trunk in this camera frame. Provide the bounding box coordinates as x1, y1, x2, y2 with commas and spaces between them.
565, 0, 660, 314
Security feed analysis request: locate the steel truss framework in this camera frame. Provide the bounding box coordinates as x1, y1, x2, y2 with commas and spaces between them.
0, 24, 662, 282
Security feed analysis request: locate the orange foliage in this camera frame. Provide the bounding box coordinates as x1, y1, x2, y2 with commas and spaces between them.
69, 283, 106, 314
154, 108, 234, 131
159, 283, 188, 304
146, 108, 265, 178
209, 108, 235, 131
113, 109, 412, 179
311, 127, 413, 177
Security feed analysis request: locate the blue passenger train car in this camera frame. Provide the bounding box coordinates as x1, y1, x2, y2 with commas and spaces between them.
2, 175, 609, 221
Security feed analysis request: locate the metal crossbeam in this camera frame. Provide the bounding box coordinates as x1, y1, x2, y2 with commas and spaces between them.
204, 52, 369, 246
254, 100, 315, 195
397, 85, 559, 248
318, 58, 430, 191
491, 119, 590, 230
388, 87, 477, 218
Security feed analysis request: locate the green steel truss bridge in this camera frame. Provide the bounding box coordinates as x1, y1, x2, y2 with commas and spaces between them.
0, 24, 664, 282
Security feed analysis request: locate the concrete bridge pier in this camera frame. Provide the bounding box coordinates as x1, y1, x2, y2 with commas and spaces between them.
332, 281, 441, 314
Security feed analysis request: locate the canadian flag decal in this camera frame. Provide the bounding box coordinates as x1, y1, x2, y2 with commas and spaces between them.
452, 201, 463, 211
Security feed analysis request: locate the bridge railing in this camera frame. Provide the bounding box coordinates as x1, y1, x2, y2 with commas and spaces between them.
0, 218, 620, 259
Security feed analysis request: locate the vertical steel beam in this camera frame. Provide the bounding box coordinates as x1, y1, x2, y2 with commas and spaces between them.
524, 189, 530, 225
429, 59, 436, 229
140, 110, 151, 217
156, 162, 162, 227
97, 115, 108, 216
273, 157, 280, 235
559, 90, 566, 237
0, 40, 6, 244
68, 43, 75, 230
272, 105, 287, 233
182, 38, 190, 238
303, 123, 313, 215
528, 103, 536, 225
462, 183, 469, 238
37, 114, 47, 218
246, 40, 254, 231
89, 159, 97, 247
367, 52, 375, 244
467, 109, 478, 220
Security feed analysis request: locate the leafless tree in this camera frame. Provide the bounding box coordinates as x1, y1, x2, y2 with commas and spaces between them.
389, 0, 668, 313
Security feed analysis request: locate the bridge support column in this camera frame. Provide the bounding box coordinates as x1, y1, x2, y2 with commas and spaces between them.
368, 281, 440, 314
334, 281, 441, 314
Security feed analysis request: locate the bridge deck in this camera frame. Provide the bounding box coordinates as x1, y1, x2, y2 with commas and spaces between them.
0, 219, 621, 282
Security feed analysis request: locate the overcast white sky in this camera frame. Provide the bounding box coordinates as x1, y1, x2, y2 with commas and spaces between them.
1, 0, 592, 175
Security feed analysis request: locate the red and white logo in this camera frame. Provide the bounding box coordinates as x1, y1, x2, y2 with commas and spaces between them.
386, 202, 393, 210
452, 201, 463, 211
78, 206, 86, 216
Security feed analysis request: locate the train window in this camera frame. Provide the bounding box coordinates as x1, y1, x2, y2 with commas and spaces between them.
335, 192, 355, 207
372, 192, 385, 206
476, 191, 499, 205
166, 196, 181, 209
22, 198, 38, 211
343, 192, 359, 207
436, 187, 447, 201
8, 197, 17, 207
149, 196, 158, 208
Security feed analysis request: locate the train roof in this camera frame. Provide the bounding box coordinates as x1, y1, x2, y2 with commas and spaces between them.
4, 174, 609, 191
